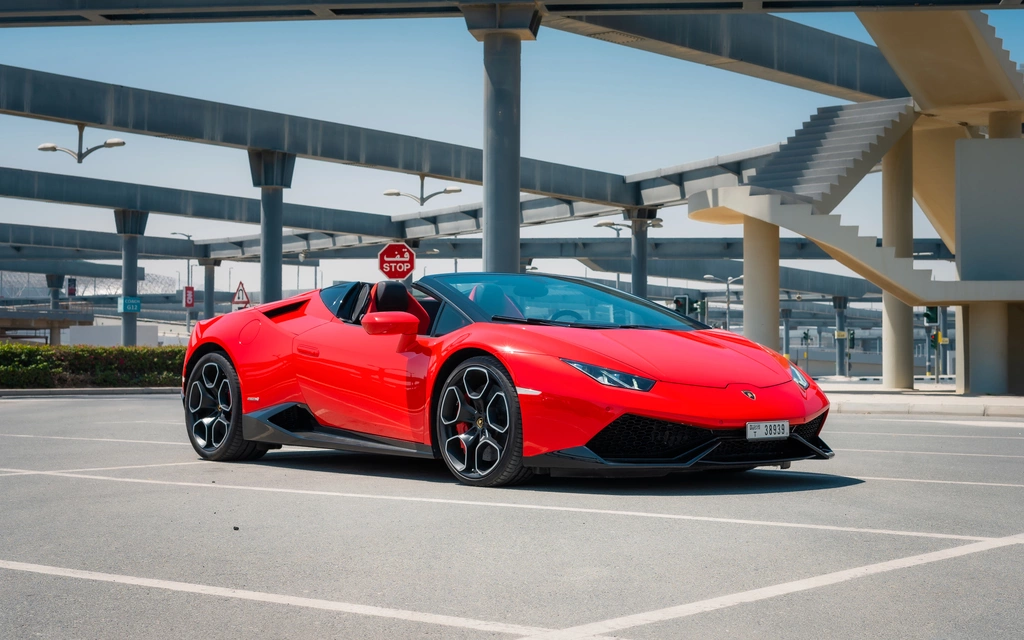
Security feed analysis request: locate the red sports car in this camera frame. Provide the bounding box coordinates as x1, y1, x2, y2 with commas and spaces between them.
182, 273, 832, 486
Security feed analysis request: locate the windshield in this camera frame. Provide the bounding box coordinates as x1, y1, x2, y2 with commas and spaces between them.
432, 273, 703, 330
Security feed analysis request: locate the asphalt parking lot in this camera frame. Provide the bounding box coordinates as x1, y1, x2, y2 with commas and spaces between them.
1, 395, 1022, 639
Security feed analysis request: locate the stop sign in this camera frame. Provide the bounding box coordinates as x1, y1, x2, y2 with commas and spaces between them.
378, 243, 416, 279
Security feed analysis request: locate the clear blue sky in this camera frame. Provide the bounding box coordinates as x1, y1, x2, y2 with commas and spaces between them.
1, 12, 1022, 292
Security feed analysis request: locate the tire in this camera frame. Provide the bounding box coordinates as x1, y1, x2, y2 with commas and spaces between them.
184, 352, 268, 462
436, 356, 533, 487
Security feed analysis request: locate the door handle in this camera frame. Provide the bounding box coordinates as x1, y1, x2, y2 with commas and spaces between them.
297, 344, 320, 357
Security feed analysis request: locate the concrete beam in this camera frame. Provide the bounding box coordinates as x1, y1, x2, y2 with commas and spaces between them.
0, 259, 143, 280
547, 14, 907, 103
0, 291, 234, 306
0, 65, 637, 208
0, 1, 1014, 29
306, 236, 953, 261
581, 258, 882, 298
0, 222, 201, 258
0, 167, 403, 238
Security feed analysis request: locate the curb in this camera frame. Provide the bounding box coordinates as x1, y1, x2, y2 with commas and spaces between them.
832, 401, 1024, 418
0, 388, 179, 398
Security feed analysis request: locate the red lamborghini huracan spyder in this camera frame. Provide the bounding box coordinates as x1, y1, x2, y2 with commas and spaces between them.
182, 273, 832, 486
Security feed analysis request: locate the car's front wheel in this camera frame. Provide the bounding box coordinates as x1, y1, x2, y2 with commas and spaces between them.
436, 356, 532, 487
184, 352, 267, 462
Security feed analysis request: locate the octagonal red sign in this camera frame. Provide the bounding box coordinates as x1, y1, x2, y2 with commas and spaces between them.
378, 243, 416, 280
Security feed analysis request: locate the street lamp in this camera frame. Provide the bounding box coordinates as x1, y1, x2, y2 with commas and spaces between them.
594, 221, 628, 288
171, 232, 195, 332
38, 124, 125, 164
384, 175, 461, 206
704, 274, 744, 332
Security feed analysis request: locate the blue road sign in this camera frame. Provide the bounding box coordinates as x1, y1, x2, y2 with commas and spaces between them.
118, 296, 142, 313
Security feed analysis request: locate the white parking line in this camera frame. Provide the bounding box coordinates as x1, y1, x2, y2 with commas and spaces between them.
0, 468, 991, 542
864, 419, 1024, 429
827, 431, 1024, 440
770, 468, 1019, 489
835, 448, 1024, 459
0, 560, 556, 637
519, 533, 1024, 639
854, 476, 1024, 488
0, 462, 206, 477
0, 434, 187, 446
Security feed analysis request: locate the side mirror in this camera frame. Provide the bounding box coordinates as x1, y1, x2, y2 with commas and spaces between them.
362, 311, 420, 336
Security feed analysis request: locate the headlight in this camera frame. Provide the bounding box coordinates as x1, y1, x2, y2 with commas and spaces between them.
790, 363, 810, 390
562, 359, 655, 392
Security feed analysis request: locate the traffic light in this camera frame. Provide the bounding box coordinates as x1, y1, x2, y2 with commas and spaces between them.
696, 299, 707, 318
848, 329, 856, 348
929, 332, 939, 352
924, 306, 939, 325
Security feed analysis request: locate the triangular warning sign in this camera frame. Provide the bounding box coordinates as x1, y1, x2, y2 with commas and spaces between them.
232, 282, 250, 306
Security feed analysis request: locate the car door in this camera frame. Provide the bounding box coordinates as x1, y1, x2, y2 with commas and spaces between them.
294, 301, 433, 444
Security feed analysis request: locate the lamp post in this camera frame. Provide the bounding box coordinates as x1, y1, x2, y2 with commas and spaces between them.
171, 232, 194, 333
594, 221, 627, 289
384, 175, 462, 206
704, 274, 744, 332
38, 124, 125, 163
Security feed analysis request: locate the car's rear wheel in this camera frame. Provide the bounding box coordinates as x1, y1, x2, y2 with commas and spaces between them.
185, 353, 267, 462
436, 356, 532, 487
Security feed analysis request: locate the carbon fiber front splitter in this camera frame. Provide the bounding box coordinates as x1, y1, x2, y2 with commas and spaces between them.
524, 434, 834, 478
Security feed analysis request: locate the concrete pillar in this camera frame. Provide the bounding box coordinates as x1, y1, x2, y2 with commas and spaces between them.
464, 3, 538, 274
742, 217, 780, 350
780, 308, 792, 359
881, 127, 915, 389
968, 302, 1009, 395
248, 150, 296, 304
833, 296, 848, 377
630, 219, 648, 300
958, 111, 1022, 394
482, 33, 522, 273
114, 209, 148, 347
199, 259, 221, 320
45, 274, 64, 311
48, 323, 61, 347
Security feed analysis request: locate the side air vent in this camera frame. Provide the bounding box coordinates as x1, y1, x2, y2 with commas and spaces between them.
260, 300, 307, 320
267, 404, 318, 433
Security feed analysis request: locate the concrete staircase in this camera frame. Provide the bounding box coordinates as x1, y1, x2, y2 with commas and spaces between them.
745, 98, 917, 214
689, 97, 1024, 306
690, 185, 1024, 306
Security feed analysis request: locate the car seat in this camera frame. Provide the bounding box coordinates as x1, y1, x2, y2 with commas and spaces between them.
468, 284, 524, 319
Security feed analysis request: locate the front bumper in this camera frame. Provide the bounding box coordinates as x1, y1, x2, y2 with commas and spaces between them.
523, 413, 833, 477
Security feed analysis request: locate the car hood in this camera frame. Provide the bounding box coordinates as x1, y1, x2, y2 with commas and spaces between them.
512, 326, 792, 389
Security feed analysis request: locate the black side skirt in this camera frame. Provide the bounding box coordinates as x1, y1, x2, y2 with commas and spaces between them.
242, 403, 435, 459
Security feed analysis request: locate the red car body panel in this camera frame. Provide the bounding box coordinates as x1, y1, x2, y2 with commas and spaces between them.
183, 279, 830, 471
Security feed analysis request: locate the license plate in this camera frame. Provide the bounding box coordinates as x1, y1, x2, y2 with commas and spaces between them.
746, 420, 790, 441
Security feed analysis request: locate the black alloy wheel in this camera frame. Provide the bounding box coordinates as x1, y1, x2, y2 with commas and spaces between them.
436, 356, 532, 487
184, 353, 267, 462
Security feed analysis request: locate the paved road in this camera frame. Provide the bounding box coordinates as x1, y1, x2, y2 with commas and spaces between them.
0, 396, 1021, 639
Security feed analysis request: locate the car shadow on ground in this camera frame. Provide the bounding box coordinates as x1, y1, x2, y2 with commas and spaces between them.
251, 450, 862, 495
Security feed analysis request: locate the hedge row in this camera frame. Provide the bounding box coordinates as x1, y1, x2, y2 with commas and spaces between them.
0, 344, 187, 389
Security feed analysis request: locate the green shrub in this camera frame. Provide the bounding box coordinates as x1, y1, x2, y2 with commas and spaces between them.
0, 344, 186, 389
